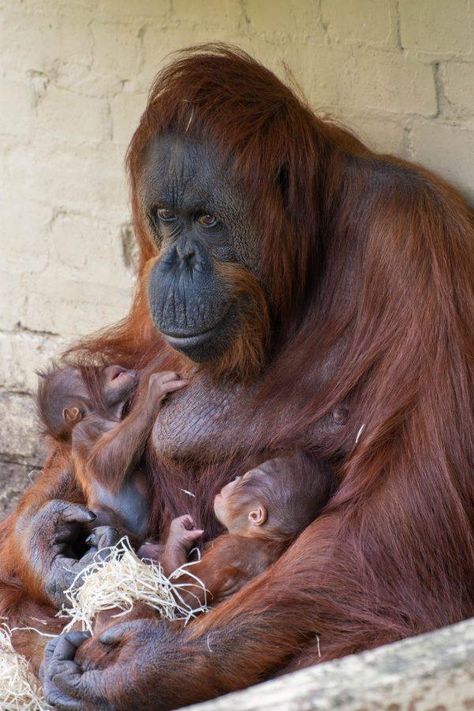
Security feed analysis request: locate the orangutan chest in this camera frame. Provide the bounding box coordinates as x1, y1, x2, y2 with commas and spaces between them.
151, 380, 250, 460
150, 378, 350, 462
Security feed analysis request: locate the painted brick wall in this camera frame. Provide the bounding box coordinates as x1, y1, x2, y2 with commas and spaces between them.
0, 0, 473, 511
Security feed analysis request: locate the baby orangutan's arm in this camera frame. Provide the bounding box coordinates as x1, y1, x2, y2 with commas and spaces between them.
83, 372, 188, 484
160, 515, 204, 576
74, 536, 269, 667
169, 533, 280, 608
138, 517, 273, 608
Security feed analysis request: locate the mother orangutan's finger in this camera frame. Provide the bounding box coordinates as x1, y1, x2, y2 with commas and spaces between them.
43, 635, 62, 664
66, 631, 91, 646
53, 665, 110, 706
40, 636, 62, 683
45, 685, 83, 710
99, 621, 136, 647
50, 660, 81, 680
52, 632, 90, 662
60, 503, 97, 524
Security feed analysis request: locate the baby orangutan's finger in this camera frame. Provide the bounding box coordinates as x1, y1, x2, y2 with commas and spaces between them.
161, 379, 188, 393
183, 529, 204, 543
147, 372, 188, 402
178, 514, 195, 529
154, 371, 183, 383
169, 514, 193, 532
86, 525, 120, 552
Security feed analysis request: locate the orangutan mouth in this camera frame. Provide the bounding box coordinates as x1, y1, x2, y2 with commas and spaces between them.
161, 307, 234, 349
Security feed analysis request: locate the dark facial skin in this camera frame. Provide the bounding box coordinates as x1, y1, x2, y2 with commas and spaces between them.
142, 134, 261, 362
99, 365, 138, 418
38, 138, 353, 708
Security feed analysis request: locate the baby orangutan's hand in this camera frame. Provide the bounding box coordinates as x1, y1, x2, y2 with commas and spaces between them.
161, 515, 204, 576
146, 371, 188, 404
168, 514, 204, 550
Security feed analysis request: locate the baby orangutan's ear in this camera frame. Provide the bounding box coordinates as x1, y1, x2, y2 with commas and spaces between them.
63, 406, 83, 424
248, 505, 267, 527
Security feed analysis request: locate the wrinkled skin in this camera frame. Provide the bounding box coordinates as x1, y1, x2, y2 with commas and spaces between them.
7, 45, 471, 710
15, 500, 120, 608
39, 135, 350, 709
41, 623, 172, 711
71, 370, 188, 540
145, 134, 260, 363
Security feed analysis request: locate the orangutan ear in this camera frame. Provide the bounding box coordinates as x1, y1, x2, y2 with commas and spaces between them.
248, 505, 267, 527
62, 406, 82, 424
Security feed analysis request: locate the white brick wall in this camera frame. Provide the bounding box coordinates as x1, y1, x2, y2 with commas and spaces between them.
0, 0, 473, 509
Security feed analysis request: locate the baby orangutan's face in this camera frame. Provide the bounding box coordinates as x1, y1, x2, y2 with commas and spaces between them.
53, 365, 138, 436
100, 365, 138, 406
213, 468, 268, 536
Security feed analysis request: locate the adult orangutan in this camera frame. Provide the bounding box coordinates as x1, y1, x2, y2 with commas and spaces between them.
1, 45, 473, 709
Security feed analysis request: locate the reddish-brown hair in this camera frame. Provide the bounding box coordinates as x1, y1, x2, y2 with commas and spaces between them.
0, 44, 472, 681
73, 44, 474, 653
70, 45, 366, 370
36, 363, 115, 443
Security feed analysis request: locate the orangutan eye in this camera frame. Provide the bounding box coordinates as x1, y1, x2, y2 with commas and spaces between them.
157, 208, 177, 222
197, 213, 219, 228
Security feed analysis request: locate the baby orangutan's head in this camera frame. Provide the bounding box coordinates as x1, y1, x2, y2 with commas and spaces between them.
213, 456, 326, 542
36, 363, 138, 442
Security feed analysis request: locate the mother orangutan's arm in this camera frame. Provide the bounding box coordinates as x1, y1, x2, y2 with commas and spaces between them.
41, 517, 338, 711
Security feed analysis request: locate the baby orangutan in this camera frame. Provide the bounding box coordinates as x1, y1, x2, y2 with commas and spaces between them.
43, 454, 331, 683
140, 454, 330, 606
36, 364, 187, 540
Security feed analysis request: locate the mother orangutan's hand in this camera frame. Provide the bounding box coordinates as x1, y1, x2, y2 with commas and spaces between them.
41, 620, 171, 711
15, 500, 120, 607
